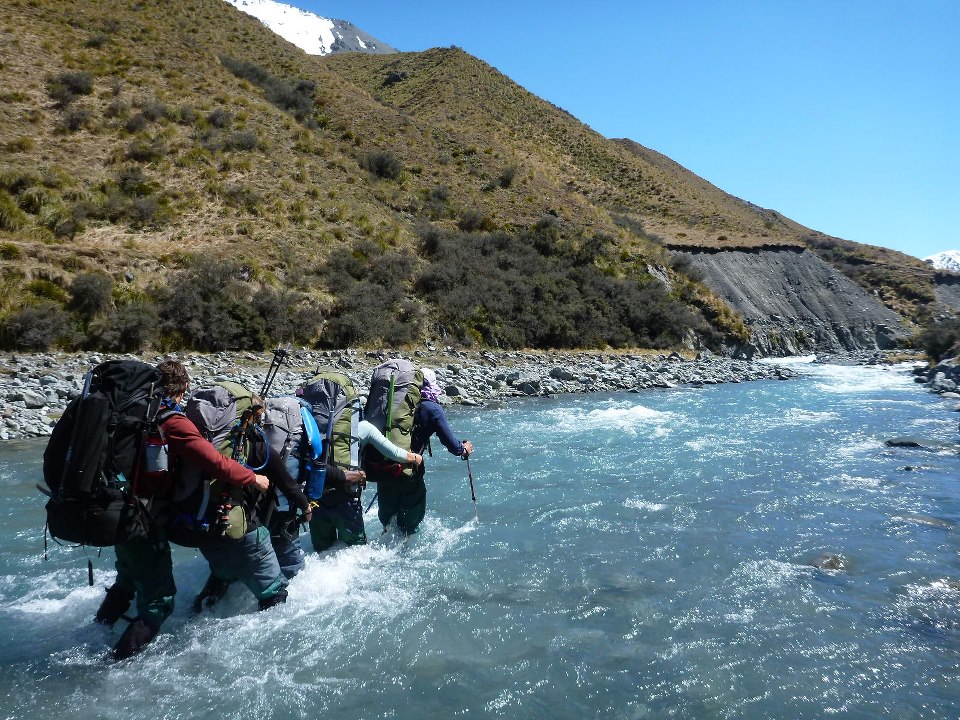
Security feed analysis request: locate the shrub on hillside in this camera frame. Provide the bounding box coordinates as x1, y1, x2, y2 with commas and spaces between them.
415, 223, 710, 349
126, 137, 167, 162
61, 107, 93, 132
47, 71, 94, 107
252, 285, 322, 346
457, 210, 494, 232
321, 278, 423, 347
105, 98, 130, 119
140, 99, 169, 122
1, 302, 76, 350
918, 317, 960, 362
320, 240, 423, 347
224, 130, 259, 151
124, 113, 150, 132
85, 32, 109, 49
159, 258, 267, 350
88, 301, 159, 352
361, 150, 403, 180
127, 196, 164, 227
117, 166, 154, 195
219, 56, 317, 126
69, 272, 113, 320
669, 252, 705, 282
207, 108, 233, 129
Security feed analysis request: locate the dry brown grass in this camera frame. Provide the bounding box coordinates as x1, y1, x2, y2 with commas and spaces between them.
0, 0, 940, 340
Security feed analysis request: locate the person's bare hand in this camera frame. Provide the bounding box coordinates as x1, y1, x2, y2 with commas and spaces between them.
344, 469, 366, 485
461, 441, 474, 458
252, 474, 270, 492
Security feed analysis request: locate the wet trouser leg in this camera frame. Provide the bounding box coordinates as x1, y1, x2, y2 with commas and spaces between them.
198, 526, 287, 603
113, 530, 176, 630
378, 473, 427, 535
266, 510, 306, 578
271, 533, 306, 579
309, 495, 366, 551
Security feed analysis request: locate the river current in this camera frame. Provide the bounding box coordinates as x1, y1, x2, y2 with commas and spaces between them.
1, 360, 959, 719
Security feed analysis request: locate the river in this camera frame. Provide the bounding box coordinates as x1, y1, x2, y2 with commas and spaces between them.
1, 360, 958, 719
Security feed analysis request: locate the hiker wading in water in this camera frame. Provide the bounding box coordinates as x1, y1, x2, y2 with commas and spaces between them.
379, 368, 473, 534
95, 360, 270, 660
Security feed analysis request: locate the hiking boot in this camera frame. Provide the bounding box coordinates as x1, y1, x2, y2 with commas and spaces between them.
191, 575, 232, 614
94, 584, 134, 626
112, 618, 157, 661
258, 588, 288, 611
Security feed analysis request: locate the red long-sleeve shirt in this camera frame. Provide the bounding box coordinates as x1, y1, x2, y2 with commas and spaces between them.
163, 412, 256, 486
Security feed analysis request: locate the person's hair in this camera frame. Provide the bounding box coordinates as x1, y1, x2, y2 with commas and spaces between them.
156, 359, 190, 399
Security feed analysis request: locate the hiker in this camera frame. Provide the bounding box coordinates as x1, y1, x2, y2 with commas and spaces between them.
94, 360, 270, 661
298, 372, 420, 552
309, 415, 423, 552
183, 387, 302, 614
378, 367, 472, 535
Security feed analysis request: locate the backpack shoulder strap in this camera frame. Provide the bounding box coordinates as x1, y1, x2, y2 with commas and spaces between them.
156, 407, 183, 423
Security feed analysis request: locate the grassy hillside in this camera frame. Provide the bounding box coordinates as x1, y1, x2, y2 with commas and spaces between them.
0, 0, 941, 351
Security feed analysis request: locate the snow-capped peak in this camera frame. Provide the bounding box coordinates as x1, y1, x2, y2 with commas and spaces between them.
924, 250, 960, 274
223, 0, 394, 56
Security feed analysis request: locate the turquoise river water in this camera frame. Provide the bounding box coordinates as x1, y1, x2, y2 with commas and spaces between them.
1, 360, 959, 719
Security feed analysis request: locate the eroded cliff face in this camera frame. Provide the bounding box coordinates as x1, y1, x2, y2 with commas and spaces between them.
934, 274, 960, 311
674, 247, 908, 356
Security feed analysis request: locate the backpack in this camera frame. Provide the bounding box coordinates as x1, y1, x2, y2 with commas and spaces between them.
362, 359, 423, 482
300, 370, 362, 499
167, 382, 258, 546
261, 395, 307, 506
42, 360, 162, 547
300, 370, 362, 469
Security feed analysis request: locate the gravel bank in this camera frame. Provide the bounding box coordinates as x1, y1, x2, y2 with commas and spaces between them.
0, 348, 800, 440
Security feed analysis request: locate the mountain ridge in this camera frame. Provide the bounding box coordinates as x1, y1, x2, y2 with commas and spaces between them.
0, 0, 949, 353
223, 0, 396, 55
925, 250, 960, 273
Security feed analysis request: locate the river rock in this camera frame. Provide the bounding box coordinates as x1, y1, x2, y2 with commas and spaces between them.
18, 390, 48, 409
810, 553, 848, 571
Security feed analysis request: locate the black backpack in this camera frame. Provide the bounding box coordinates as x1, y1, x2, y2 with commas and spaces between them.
42, 360, 163, 547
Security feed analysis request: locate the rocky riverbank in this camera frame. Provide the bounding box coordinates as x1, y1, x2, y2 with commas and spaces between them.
917, 356, 960, 403
0, 348, 801, 440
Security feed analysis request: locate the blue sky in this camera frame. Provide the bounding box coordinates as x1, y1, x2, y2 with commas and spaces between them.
299, 0, 957, 259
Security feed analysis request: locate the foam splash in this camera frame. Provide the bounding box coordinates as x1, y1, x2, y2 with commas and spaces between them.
808, 364, 918, 394
538, 402, 676, 437
781, 408, 840, 424
625, 498, 668, 512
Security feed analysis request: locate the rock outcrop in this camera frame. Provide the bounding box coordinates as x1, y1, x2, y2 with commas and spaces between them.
933, 273, 960, 310
674, 247, 908, 356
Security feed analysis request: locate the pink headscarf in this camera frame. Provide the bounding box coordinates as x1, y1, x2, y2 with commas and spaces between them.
420, 368, 443, 403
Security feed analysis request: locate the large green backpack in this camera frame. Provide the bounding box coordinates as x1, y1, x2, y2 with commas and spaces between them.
168, 381, 257, 546
363, 359, 423, 481
300, 370, 362, 470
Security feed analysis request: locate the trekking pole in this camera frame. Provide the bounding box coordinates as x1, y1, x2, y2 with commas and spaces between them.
465, 454, 478, 521
365, 492, 378, 514
260, 345, 290, 399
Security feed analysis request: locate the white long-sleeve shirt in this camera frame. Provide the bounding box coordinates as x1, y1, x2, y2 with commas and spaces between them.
357, 419, 408, 463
